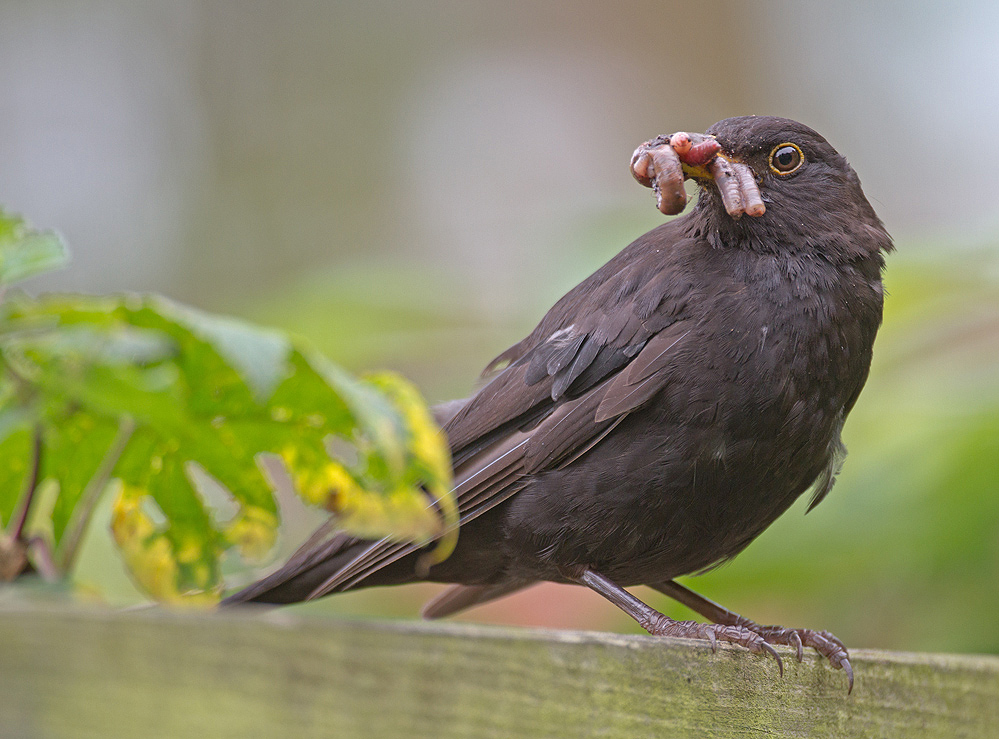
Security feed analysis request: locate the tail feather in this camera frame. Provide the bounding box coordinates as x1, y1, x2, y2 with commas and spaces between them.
222, 525, 386, 606
222, 394, 527, 608
420, 581, 535, 619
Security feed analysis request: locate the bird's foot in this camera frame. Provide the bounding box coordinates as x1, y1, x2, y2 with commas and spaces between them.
747, 624, 853, 693
646, 580, 854, 693
640, 612, 785, 676
643, 613, 853, 692
576, 570, 847, 689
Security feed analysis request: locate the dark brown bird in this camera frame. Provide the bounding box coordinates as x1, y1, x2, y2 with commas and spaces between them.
224, 116, 892, 690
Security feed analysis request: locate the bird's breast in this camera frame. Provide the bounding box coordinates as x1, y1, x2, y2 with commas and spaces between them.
501, 251, 884, 583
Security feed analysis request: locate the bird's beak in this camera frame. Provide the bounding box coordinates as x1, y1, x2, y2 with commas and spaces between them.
631, 133, 766, 219
678, 138, 766, 220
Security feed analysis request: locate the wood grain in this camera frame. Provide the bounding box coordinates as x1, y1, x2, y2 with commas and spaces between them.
1, 606, 997, 738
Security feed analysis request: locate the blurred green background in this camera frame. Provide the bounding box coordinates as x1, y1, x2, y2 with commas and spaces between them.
1, 1, 997, 655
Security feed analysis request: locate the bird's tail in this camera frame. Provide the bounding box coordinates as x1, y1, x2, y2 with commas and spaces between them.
220, 524, 413, 606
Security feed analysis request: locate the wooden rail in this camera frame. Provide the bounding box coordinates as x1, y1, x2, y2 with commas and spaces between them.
1, 605, 997, 738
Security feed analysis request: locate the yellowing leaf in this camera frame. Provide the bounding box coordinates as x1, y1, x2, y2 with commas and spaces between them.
224, 506, 278, 562
363, 372, 458, 563
2, 272, 454, 605
330, 483, 443, 544
367, 372, 452, 478
280, 446, 360, 507
110, 483, 220, 607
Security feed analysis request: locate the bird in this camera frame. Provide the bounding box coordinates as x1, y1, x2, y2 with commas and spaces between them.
223, 116, 892, 691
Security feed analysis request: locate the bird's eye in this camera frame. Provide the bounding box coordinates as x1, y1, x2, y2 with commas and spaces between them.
769, 143, 804, 175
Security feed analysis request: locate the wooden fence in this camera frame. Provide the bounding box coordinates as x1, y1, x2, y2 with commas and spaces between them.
1, 605, 997, 738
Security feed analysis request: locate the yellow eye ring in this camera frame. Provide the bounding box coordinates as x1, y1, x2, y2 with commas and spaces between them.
769, 143, 805, 175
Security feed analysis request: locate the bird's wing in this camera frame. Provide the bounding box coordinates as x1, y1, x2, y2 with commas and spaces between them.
246, 229, 703, 601
445, 228, 698, 462
309, 340, 695, 599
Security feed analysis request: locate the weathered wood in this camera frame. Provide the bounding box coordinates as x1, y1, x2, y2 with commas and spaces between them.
1, 605, 997, 738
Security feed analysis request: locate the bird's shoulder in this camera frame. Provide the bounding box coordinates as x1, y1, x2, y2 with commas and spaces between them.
490, 219, 709, 376
444, 217, 714, 457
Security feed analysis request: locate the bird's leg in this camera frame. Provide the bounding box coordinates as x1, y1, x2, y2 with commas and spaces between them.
648, 579, 853, 693
567, 567, 783, 674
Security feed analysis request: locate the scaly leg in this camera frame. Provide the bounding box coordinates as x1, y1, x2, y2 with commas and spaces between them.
648, 579, 853, 693
568, 568, 783, 675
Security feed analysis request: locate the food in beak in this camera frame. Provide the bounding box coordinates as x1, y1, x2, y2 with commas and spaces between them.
669, 132, 721, 167
631, 132, 766, 219
707, 156, 767, 218
630, 134, 687, 215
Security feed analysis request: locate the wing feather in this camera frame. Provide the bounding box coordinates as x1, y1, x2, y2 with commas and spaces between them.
231, 222, 709, 602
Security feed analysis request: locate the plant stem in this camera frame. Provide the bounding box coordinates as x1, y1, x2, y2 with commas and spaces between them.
27, 536, 59, 581
10, 425, 43, 543
56, 416, 135, 573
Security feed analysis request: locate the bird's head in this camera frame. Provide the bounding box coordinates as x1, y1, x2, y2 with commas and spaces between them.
655, 116, 892, 259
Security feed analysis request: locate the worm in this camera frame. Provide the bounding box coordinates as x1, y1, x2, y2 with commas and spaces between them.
707, 157, 745, 218
681, 139, 721, 168
631, 137, 687, 215
632, 133, 763, 219
733, 163, 766, 217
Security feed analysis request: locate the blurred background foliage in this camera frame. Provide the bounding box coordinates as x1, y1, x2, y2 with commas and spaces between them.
0, 1, 996, 655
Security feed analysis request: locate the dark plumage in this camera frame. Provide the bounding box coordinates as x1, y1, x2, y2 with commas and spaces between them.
224, 116, 892, 689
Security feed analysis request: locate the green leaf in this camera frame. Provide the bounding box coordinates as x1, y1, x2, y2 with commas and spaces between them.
0, 407, 33, 529
2, 292, 454, 603
360, 372, 457, 559
42, 408, 121, 544
160, 301, 291, 402
0, 209, 69, 287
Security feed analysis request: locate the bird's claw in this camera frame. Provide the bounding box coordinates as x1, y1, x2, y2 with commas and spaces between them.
800, 629, 853, 694
747, 624, 854, 693
643, 611, 852, 692
762, 642, 784, 677
643, 616, 785, 677
841, 658, 855, 695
